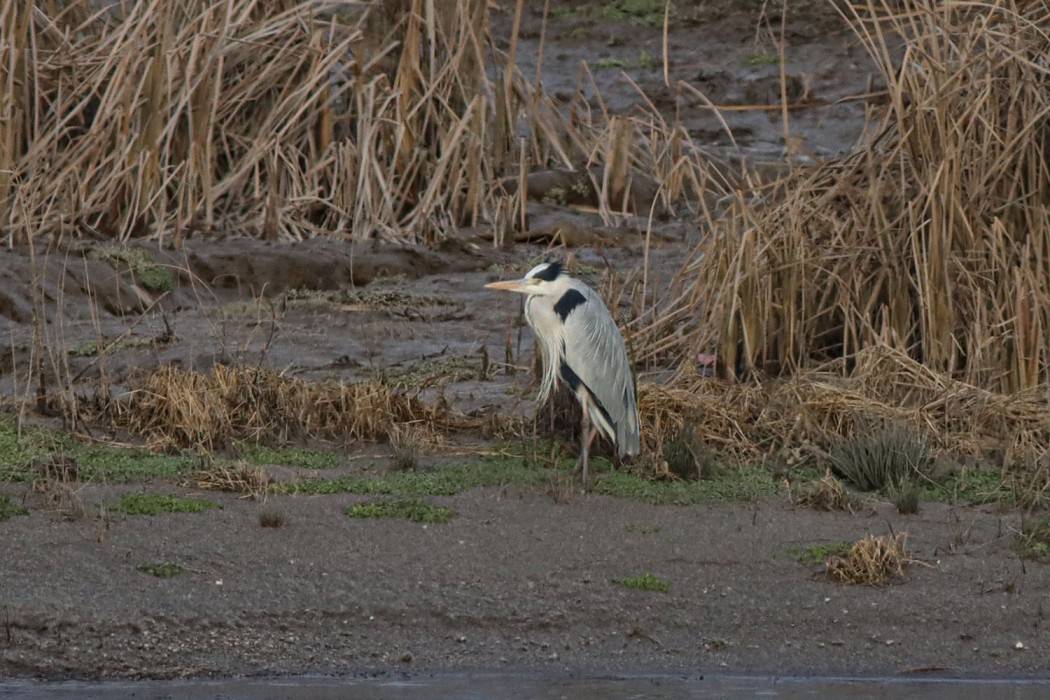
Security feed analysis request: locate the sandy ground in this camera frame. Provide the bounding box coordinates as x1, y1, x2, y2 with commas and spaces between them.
2, 0, 1049, 684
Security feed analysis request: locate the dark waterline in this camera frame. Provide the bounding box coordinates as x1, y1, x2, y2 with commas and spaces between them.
3, 673, 1050, 700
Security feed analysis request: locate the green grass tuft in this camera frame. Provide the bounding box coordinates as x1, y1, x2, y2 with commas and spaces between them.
347, 498, 455, 524
112, 492, 222, 515
594, 466, 779, 504
0, 418, 197, 483
235, 442, 341, 470
787, 541, 853, 565
137, 561, 182, 578
615, 572, 670, 592
0, 494, 28, 521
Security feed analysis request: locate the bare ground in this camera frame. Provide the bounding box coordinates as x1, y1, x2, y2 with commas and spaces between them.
2, 0, 1049, 682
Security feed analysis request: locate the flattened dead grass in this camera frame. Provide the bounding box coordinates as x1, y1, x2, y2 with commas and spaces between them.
826, 533, 911, 586
639, 345, 1050, 470
186, 460, 270, 500
110, 365, 480, 451
793, 471, 852, 512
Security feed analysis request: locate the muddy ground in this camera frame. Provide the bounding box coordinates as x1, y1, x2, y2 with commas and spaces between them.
2, 0, 1049, 683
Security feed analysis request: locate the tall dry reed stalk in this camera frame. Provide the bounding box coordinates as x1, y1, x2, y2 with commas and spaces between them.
0, 0, 716, 246
661, 0, 1050, 396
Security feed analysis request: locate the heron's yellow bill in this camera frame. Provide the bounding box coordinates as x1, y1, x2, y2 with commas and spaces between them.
484, 279, 530, 292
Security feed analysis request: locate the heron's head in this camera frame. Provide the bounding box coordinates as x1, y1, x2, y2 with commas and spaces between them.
484, 262, 564, 296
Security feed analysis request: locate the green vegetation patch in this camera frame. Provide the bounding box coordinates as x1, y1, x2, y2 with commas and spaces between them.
746, 52, 781, 67
347, 498, 455, 524
112, 492, 222, 515
0, 418, 197, 483
0, 494, 28, 521
1015, 519, 1050, 561
594, 466, 779, 504
787, 541, 853, 565
615, 572, 670, 593
88, 246, 174, 294
235, 442, 341, 470
137, 561, 182, 578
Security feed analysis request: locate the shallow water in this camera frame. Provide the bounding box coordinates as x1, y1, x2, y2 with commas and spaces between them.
4, 673, 1050, 700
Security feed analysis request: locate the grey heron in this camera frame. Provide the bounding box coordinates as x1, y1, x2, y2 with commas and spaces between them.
486, 261, 640, 485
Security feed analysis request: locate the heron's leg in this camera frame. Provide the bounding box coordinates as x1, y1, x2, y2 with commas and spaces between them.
580, 401, 591, 489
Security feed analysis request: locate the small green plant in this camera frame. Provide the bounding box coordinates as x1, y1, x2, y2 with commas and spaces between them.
112, 492, 222, 515
137, 561, 182, 578
347, 498, 455, 524
259, 509, 287, 528
892, 478, 922, 514
1015, 518, 1050, 561
0, 494, 28, 521
787, 541, 853, 565
615, 572, 670, 593
88, 246, 174, 294
830, 424, 943, 494
746, 52, 781, 67
593, 58, 628, 70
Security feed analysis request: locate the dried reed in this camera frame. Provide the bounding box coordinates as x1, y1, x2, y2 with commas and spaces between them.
108, 364, 477, 451
655, 0, 1050, 396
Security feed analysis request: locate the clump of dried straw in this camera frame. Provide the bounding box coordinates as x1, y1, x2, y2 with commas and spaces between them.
109, 365, 475, 451
826, 533, 911, 586
185, 460, 270, 500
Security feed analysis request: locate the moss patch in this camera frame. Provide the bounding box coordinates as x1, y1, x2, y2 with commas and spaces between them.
137, 561, 182, 578
236, 442, 341, 470
347, 498, 455, 524
615, 572, 670, 593
787, 541, 853, 565
88, 246, 174, 294
0, 418, 197, 483
112, 492, 222, 515
594, 466, 779, 504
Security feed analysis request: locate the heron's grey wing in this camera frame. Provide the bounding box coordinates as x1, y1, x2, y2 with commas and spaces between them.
560, 285, 640, 455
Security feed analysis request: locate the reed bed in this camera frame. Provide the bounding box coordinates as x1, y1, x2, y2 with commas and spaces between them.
0, 0, 719, 245
651, 0, 1050, 398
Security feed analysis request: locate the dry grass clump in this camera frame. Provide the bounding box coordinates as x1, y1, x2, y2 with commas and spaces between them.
792, 471, 852, 512
655, 0, 1050, 396
826, 533, 911, 586
637, 346, 1050, 477
186, 460, 270, 500
109, 364, 473, 451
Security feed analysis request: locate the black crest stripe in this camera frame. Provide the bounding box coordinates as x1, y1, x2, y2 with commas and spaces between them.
553, 288, 587, 321
532, 262, 562, 282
